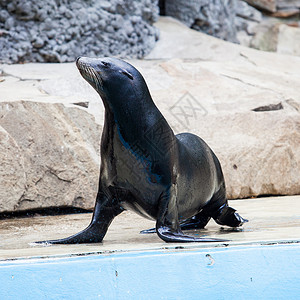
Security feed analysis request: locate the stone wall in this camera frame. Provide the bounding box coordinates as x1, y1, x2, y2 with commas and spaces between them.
0, 0, 159, 63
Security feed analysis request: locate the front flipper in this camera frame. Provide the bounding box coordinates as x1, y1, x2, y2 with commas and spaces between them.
35, 222, 107, 245
156, 225, 229, 243
34, 191, 123, 245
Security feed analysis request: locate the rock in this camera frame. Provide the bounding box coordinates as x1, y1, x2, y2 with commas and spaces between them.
162, 0, 265, 46
0, 101, 101, 213
235, 1, 262, 24
164, 0, 238, 42
148, 59, 300, 198
164, 103, 300, 199
277, 24, 300, 56
145, 17, 241, 61
208, 111, 300, 198
269, 8, 300, 18
32, 37, 44, 49
0, 9, 10, 22
0, 125, 26, 213
243, 0, 276, 12
252, 102, 283, 111
0, 0, 159, 63
276, 0, 300, 9
250, 21, 280, 51
4, 17, 14, 30
235, 0, 263, 45
251, 22, 300, 56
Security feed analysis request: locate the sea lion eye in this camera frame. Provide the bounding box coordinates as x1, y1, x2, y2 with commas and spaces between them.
101, 61, 110, 67
121, 70, 133, 80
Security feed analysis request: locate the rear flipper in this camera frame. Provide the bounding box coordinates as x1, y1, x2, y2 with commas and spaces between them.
213, 204, 248, 227
154, 189, 229, 243
140, 210, 211, 234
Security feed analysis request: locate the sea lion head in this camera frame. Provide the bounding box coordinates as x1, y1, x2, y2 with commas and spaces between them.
76, 56, 148, 106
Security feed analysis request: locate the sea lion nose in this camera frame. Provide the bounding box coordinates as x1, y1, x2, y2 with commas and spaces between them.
76, 56, 81, 65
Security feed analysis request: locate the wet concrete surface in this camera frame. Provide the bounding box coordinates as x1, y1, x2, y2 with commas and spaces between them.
0, 196, 299, 260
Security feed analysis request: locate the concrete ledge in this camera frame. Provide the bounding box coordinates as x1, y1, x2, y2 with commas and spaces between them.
0, 196, 299, 261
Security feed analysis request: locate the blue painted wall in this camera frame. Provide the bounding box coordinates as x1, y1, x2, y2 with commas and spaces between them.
1, 244, 299, 299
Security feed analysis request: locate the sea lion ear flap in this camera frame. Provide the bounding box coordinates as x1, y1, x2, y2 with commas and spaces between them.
120, 69, 133, 80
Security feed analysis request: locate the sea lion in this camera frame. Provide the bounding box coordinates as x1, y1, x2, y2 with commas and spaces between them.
37, 57, 247, 244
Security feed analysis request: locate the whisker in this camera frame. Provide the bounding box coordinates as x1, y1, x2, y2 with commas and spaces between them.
78, 63, 103, 89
